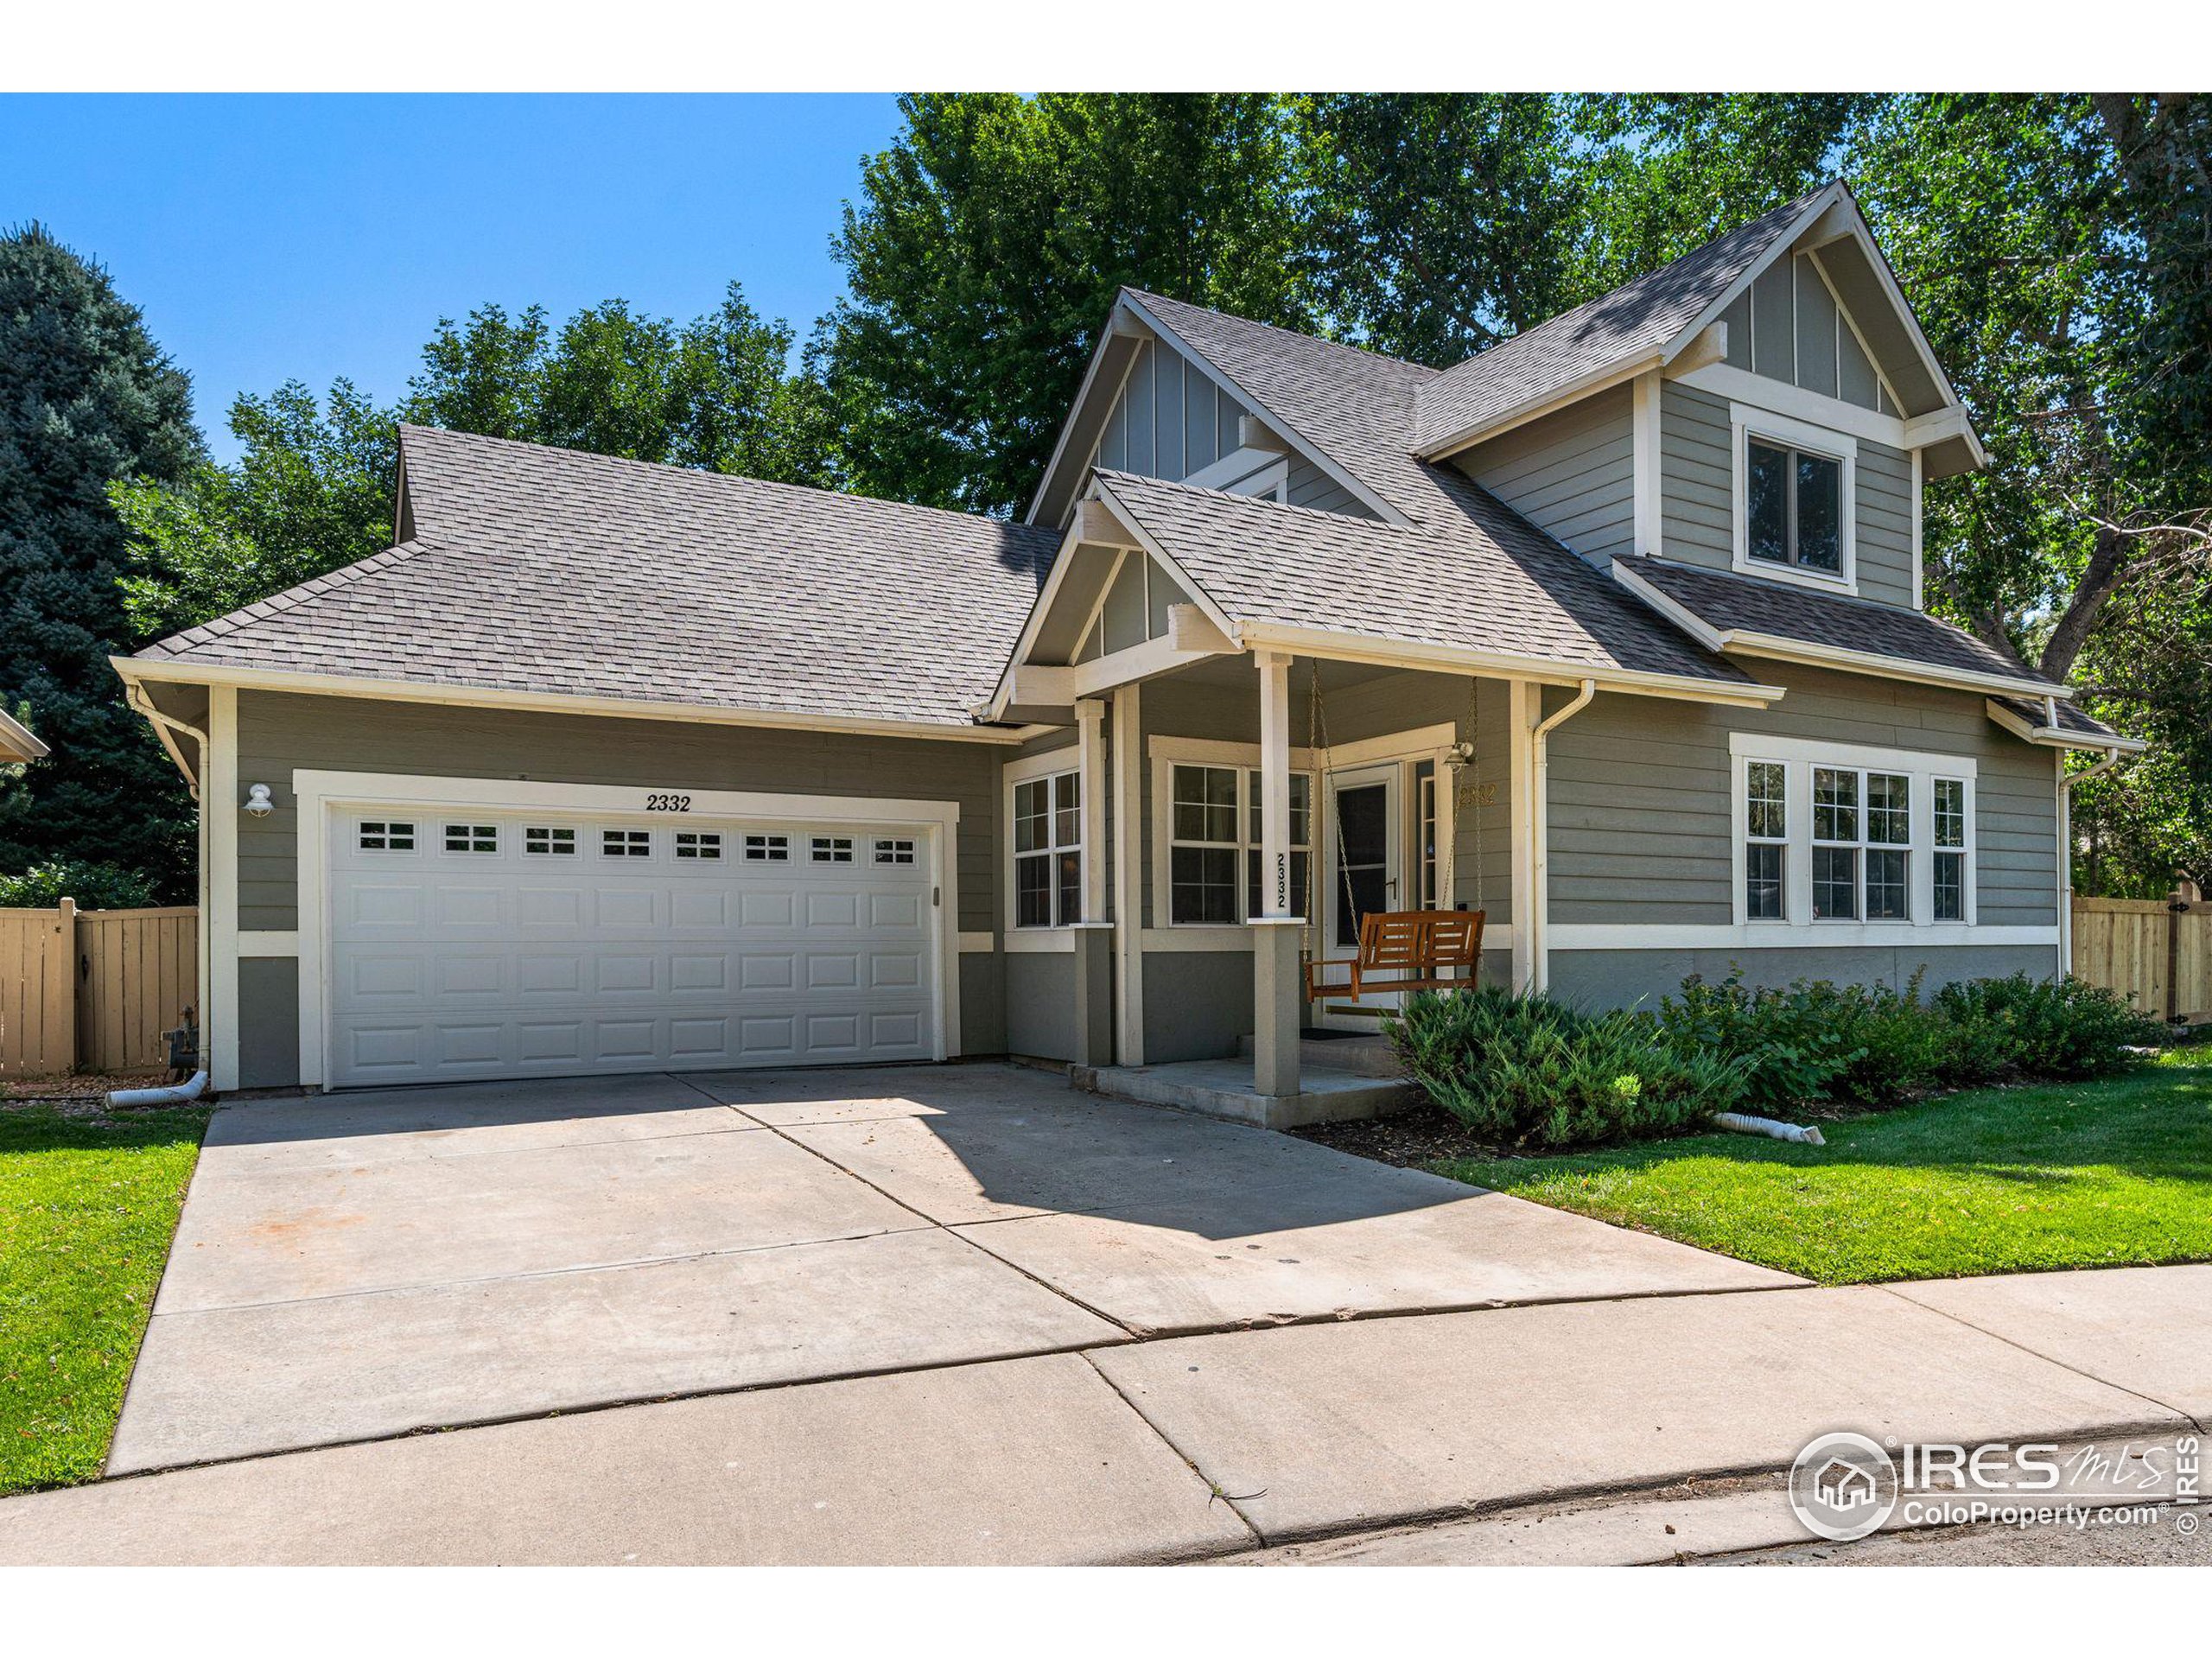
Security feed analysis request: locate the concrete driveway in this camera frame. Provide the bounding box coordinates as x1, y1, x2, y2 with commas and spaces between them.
111, 1062, 1794, 1475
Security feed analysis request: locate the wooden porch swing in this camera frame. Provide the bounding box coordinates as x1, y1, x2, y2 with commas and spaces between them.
1298, 664, 1485, 1003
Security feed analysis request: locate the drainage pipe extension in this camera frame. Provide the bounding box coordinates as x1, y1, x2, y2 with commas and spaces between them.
107, 1071, 209, 1109
1529, 678, 1598, 995
1713, 1111, 1825, 1146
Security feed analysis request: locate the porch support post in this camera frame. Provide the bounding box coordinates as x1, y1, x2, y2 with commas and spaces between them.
1076, 698, 1108, 924
1069, 923, 1116, 1068
1253, 650, 1301, 1098
1111, 686, 1145, 1065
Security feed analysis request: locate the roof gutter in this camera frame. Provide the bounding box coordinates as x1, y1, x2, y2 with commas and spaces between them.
1984, 697, 2148, 755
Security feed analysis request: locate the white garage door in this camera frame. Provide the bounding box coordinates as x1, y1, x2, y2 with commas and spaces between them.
326, 808, 936, 1087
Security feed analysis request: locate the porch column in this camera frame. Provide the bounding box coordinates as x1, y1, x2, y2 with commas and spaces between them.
1252, 650, 1302, 1097
1076, 698, 1108, 923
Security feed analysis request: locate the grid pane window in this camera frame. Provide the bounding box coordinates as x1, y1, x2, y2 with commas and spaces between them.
1812, 768, 1859, 842
1745, 436, 1846, 575
444, 823, 498, 853
1863, 773, 1910, 920
810, 836, 855, 864
1933, 778, 1968, 921
524, 826, 575, 855
742, 833, 789, 862
1241, 770, 1313, 921
1744, 760, 1787, 920
1169, 765, 1313, 925
1013, 771, 1080, 927
1173, 766, 1238, 844
1866, 773, 1910, 846
359, 820, 416, 852
675, 831, 722, 860
874, 837, 916, 866
601, 829, 652, 858
1812, 845, 1859, 920
1171, 846, 1240, 925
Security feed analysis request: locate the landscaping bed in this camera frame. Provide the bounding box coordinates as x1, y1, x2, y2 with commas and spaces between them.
1313, 1046, 2211, 1285
0, 1101, 209, 1496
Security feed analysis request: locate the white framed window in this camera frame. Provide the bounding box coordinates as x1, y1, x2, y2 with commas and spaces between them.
874, 837, 917, 866
524, 826, 575, 856
444, 823, 498, 854
1732, 735, 1976, 931
1744, 760, 1787, 920
674, 830, 722, 861
1013, 769, 1080, 928
1731, 404, 1856, 593
1166, 762, 1313, 926
742, 833, 790, 862
601, 828, 652, 858
809, 835, 855, 865
357, 819, 416, 852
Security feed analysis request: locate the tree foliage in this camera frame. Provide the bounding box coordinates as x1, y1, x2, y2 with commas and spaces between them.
0, 224, 201, 899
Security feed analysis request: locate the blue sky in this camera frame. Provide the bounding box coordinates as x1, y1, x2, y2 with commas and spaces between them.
0, 94, 906, 461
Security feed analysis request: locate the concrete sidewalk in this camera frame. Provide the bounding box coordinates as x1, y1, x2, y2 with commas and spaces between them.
3, 1265, 2202, 1566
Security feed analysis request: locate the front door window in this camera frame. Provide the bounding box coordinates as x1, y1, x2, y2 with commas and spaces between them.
1332, 779, 1393, 947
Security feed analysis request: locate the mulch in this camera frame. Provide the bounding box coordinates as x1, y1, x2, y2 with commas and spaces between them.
1290, 1103, 1519, 1169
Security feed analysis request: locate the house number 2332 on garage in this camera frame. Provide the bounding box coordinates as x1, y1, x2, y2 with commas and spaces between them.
644, 793, 692, 812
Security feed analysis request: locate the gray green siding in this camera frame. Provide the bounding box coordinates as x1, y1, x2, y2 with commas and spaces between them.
1543, 664, 2057, 930
1719, 251, 1896, 417
1660, 380, 1917, 609
1093, 337, 1252, 484
1455, 385, 1635, 568
1552, 944, 2057, 1012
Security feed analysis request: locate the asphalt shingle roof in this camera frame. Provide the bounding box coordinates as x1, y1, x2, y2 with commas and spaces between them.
1614, 555, 2063, 690
1409, 188, 1828, 454
1092, 469, 1754, 689
137, 425, 1061, 728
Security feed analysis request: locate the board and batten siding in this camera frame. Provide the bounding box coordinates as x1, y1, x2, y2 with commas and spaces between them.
1659, 380, 1917, 609
1543, 664, 2057, 931
1454, 385, 1635, 568
1719, 251, 1897, 416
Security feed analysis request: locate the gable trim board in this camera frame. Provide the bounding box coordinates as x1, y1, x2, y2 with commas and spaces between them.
1607, 560, 2069, 702
1985, 697, 2147, 755
119, 658, 1039, 748
287, 770, 964, 1091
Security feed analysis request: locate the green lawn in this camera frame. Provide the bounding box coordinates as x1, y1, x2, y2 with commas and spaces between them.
0, 1103, 209, 1497
1434, 1047, 2212, 1285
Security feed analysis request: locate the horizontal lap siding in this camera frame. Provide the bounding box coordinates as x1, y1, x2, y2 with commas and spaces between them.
235, 691, 1006, 936
1545, 664, 2056, 928
1458, 387, 1634, 566
1663, 382, 1918, 609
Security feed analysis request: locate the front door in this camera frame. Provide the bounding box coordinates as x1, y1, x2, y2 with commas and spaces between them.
1318, 763, 1401, 1028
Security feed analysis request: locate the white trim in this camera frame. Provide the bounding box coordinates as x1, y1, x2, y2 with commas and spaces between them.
2056, 748, 2072, 978
1026, 308, 1146, 526
289, 771, 963, 1090
1730, 402, 1859, 594
1551, 924, 2056, 952
1077, 699, 1108, 922
1139, 926, 1256, 954
1232, 622, 1784, 709
1003, 746, 1085, 936
1003, 930, 1076, 955
0, 705, 48, 763
207, 685, 239, 1091
1183, 448, 1288, 498
118, 658, 1028, 747
1681, 362, 1910, 452
1111, 685, 1145, 1065
957, 931, 995, 954
1148, 724, 1455, 773
1910, 447, 1925, 611
1631, 371, 1662, 558
1726, 732, 1982, 936
1416, 351, 1668, 463
1984, 697, 2146, 754
238, 931, 299, 958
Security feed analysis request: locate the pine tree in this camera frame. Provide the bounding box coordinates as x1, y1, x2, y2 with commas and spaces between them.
0, 223, 202, 900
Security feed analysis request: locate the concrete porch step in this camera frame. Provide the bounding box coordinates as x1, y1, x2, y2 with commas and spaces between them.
1236, 1031, 1405, 1080
1073, 1058, 1420, 1132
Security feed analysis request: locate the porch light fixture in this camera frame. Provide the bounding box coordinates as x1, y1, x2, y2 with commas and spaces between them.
242, 783, 276, 818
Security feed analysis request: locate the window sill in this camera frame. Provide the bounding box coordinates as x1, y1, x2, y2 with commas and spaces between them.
1730, 556, 1856, 596
1005, 930, 1077, 955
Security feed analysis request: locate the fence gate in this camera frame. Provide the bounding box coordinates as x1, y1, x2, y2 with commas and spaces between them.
0, 901, 200, 1077
2072, 883, 2208, 1026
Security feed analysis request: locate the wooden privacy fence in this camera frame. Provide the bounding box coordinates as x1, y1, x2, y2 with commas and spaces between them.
0, 901, 200, 1077
2072, 884, 2209, 1027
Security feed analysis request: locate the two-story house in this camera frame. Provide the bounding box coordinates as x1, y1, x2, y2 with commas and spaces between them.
116, 181, 2138, 1120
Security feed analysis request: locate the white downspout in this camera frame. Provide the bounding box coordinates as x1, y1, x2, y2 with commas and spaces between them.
2058, 744, 2126, 979
1529, 678, 1598, 995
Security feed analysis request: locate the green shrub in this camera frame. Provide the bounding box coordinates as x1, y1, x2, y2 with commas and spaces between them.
1652, 968, 2163, 1111
1389, 986, 1750, 1149
0, 859, 158, 911
1934, 974, 2164, 1080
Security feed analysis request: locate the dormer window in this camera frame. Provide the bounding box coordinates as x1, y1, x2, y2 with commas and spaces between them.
1731, 405, 1857, 592
1747, 439, 1842, 575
